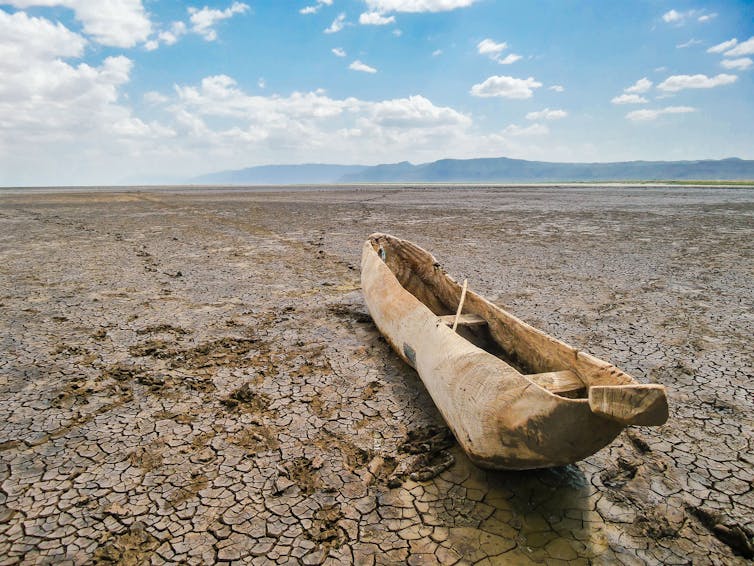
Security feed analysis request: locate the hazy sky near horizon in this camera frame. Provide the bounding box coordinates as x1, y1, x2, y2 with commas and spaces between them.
1, 0, 753, 185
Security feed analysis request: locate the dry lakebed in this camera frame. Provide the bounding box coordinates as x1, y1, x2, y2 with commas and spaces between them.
0, 185, 752, 565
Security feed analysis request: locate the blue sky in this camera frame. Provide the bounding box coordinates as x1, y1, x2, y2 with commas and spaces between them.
1, 0, 753, 185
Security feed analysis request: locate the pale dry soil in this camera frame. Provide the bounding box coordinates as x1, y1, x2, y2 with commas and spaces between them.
0, 185, 752, 565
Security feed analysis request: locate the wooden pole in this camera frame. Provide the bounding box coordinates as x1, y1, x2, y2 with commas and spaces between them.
451, 279, 468, 333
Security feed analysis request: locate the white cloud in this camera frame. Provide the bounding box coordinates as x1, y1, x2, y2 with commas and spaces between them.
188, 2, 249, 41
724, 36, 754, 57
161, 76, 480, 170
144, 91, 168, 104
525, 108, 567, 120
661, 8, 710, 25
6, 0, 152, 47
677, 38, 702, 49
477, 38, 507, 56
365, 0, 477, 13
707, 38, 738, 53
300, 0, 333, 15
332, 47, 346, 57
662, 9, 683, 23
498, 53, 522, 65
549, 85, 564, 92
626, 106, 696, 121
325, 13, 346, 33
657, 73, 737, 92
157, 21, 187, 46
625, 77, 653, 93
0, 9, 86, 63
503, 123, 549, 136
392, 29, 402, 36
611, 94, 648, 105
477, 38, 521, 65
366, 95, 471, 127
721, 57, 753, 71
359, 12, 396, 25
258, 77, 266, 88
470, 75, 542, 99
349, 60, 377, 73
432, 49, 443, 56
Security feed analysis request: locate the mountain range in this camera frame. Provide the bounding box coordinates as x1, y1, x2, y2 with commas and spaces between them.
189, 157, 754, 185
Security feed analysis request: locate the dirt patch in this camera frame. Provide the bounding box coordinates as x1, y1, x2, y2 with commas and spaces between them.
284, 457, 322, 496
130, 337, 259, 369
135, 324, 189, 336
306, 503, 346, 550
220, 383, 271, 413
230, 423, 279, 454
387, 426, 456, 487
687, 505, 754, 559
93, 522, 159, 565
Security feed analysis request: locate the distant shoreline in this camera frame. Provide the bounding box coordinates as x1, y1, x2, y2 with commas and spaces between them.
1, 180, 754, 195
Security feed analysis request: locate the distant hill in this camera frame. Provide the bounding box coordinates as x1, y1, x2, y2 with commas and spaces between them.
340, 157, 754, 183
190, 163, 367, 185
190, 157, 754, 185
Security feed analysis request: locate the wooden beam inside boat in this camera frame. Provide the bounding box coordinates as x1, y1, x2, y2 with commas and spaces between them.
439, 313, 487, 328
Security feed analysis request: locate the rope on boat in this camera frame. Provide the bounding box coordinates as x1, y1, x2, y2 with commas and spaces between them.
451, 278, 468, 333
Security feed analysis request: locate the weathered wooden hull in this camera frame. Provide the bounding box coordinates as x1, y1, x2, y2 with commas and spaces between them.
361, 233, 668, 470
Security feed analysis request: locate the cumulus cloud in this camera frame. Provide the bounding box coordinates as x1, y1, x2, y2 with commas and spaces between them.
189, 2, 249, 41
325, 13, 346, 33
349, 60, 377, 73
0, 9, 179, 184
477, 38, 507, 56
161, 75, 479, 169
549, 85, 564, 92
470, 75, 542, 99
332, 47, 346, 57
525, 108, 567, 120
611, 94, 648, 105
707, 38, 738, 53
300, 0, 332, 15
359, 12, 396, 25
657, 73, 737, 92
0, 9, 86, 63
626, 106, 695, 121
625, 78, 653, 94
661, 9, 712, 25
432, 49, 443, 57
721, 57, 753, 71
724, 36, 754, 57
6, 0, 152, 47
477, 38, 521, 65
364, 0, 478, 13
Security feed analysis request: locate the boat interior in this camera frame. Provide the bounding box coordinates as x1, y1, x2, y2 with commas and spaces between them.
370, 235, 589, 399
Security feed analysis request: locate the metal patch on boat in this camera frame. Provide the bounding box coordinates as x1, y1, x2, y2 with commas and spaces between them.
403, 343, 416, 367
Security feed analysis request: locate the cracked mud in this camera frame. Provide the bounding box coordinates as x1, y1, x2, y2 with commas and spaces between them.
0, 185, 752, 564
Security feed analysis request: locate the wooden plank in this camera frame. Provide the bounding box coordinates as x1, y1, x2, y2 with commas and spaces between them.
439, 313, 487, 328
527, 370, 585, 396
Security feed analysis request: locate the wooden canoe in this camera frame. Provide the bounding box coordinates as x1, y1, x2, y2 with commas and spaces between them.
361, 233, 668, 470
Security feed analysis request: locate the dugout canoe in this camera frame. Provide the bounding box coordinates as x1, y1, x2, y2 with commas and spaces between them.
361, 233, 668, 470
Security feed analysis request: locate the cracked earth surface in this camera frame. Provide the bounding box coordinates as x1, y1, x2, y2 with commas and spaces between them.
0, 185, 752, 565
